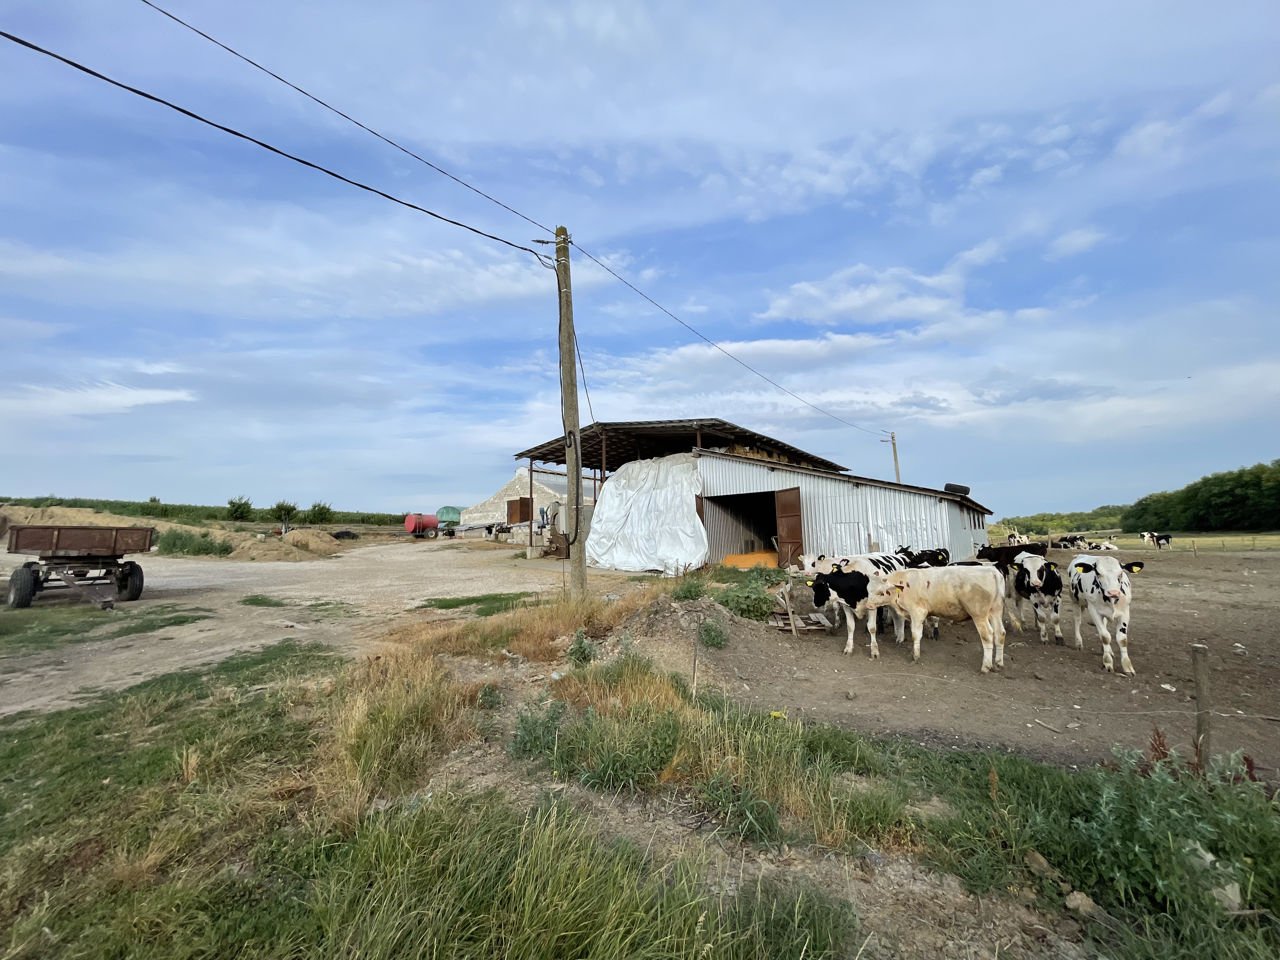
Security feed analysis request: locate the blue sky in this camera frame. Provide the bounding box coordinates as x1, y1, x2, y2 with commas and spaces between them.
2, 0, 1277, 517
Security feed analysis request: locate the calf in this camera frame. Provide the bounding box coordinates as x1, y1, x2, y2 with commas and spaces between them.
1155, 534, 1173, 550
806, 553, 907, 657
902, 547, 950, 567
1069, 554, 1145, 675
1011, 551, 1064, 644
1139, 532, 1154, 544
1096, 540, 1118, 551
865, 566, 1008, 672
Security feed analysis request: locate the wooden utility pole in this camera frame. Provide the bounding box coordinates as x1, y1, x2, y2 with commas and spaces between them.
556, 226, 587, 597
881, 431, 901, 483
1191, 643, 1211, 759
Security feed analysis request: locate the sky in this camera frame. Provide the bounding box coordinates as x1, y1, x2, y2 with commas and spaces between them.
1, 0, 1277, 518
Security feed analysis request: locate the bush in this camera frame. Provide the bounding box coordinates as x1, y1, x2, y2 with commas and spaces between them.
567, 629, 595, 667
699, 619, 728, 648
510, 700, 566, 759
226, 496, 254, 522
270, 500, 299, 524
155, 528, 233, 556
713, 581, 778, 621
672, 577, 705, 601
697, 771, 782, 842
476, 684, 503, 710
307, 501, 334, 524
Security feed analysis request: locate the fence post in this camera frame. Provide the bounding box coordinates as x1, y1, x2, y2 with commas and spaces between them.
1192, 539, 1197, 557
1191, 643, 1211, 759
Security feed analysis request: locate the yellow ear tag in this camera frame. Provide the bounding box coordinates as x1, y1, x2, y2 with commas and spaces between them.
805, 580, 814, 586
1075, 565, 1086, 572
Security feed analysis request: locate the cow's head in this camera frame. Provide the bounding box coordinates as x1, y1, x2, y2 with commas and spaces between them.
1074, 557, 1143, 601
1015, 551, 1055, 587
806, 574, 831, 608
865, 570, 908, 608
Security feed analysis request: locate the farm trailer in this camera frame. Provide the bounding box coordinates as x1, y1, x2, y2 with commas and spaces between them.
5, 525, 155, 610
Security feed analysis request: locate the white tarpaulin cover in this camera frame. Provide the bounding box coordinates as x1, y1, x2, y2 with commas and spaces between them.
586, 453, 709, 575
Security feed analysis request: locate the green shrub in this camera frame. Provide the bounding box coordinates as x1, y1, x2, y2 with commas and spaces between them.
713, 581, 777, 621
672, 577, 705, 601
476, 684, 503, 710
509, 700, 566, 759
226, 496, 254, 521
270, 500, 299, 524
697, 771, 782, 843
307, 501, 334, 524
155, 528, 233, 556
567, 629, 595, 667
699, 619, 728, 648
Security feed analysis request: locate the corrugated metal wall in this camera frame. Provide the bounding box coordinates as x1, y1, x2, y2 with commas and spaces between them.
697, 454, 987, 560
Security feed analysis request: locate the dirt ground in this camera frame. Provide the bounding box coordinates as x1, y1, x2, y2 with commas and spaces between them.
0, 539, 632, 716
628, 547, 1280, 776
2, 538, 1277, 774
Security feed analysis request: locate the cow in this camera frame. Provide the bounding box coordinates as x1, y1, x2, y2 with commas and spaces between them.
805, 553, 908, 657
1139, 532, 1154, 544
1007, 532, 1030, 546
900, 547, 950, 567
1069, 554, 1145, 675
865, 566, 1008, 672
1097, 540, 1118, 551
1011, 551, 1064, 644
1058, 534, 1087, 548
1155, 534, 1173, 550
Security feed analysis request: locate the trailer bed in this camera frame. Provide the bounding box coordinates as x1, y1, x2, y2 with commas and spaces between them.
7, 525, 154, 558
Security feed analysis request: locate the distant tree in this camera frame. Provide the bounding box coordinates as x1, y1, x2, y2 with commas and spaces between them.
1121, 460, 1280, 532
306, 501, 334, 524
270, 500, 299, 524
226, 496, 254, 522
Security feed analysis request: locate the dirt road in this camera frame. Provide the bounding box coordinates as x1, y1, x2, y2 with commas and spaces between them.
0, 541, 630, 715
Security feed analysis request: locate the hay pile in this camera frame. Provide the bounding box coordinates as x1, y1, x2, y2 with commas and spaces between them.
227, 539, 312, 562
283, 529, 343, 556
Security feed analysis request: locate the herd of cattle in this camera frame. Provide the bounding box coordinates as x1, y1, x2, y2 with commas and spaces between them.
790, 539, 1147, 677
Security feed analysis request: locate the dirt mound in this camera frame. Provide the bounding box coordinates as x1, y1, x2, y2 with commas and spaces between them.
0, 504, 197, 537
283, 529, 342, 556
227, 539, 313, 562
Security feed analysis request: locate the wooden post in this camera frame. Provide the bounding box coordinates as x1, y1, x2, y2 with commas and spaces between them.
528, 457, 534, 550
1192, 539, 1198, 557
555, 226, 587, 597
1191, 643, 1211, 759
691, 632, 699, 699
601, 429, 607, 479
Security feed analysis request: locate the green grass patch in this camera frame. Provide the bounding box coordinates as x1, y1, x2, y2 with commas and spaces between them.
240, 594, 289, 607
0, 604, 113, 658
316, 792, 857, 960
155, 527, 233, 556
101, 605, 212, 639
305, 599, 359, 618
416, 591, 535, 617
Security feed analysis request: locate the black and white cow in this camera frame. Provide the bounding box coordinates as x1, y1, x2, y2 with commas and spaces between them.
806, 553, 907, 657
1155, 534, 1173, 550
900, 547, 950, 568
1139, 532, 1154, 544
1069, 554, 1145, 675
1012, 551, 1064, 644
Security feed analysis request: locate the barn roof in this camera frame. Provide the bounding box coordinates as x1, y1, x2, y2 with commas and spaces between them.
513, 418, 848, 474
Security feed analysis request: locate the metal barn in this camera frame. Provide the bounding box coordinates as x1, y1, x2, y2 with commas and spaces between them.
514, 418, 991, 570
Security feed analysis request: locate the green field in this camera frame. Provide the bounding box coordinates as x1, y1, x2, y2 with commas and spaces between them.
0, 494, 404, 527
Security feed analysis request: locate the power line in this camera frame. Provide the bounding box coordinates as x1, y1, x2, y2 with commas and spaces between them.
136, 0, 554, 237
569, 242, 888, 437
0, 30, 552, 268
135, 1, 887, 438
574, 331, 597, 424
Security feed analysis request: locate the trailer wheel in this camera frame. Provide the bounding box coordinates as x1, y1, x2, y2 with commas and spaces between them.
21, 561, 43, 592
424, 528, 439, 540
7, 567, 37, 609
115, 562, 144, 602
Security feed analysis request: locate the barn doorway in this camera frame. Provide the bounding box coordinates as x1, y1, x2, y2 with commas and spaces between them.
701, 487, 803, 567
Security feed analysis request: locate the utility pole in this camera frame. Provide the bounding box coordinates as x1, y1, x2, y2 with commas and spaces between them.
881, 431, 901, 484
556, 226, 587, 597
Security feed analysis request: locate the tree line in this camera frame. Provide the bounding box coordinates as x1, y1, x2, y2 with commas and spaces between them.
0, 495, 404, 527
1121, 459, 1280, 532
998, 460, 1280, 534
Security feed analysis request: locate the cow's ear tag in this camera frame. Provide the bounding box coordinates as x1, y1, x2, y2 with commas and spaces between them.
1074, 564, 1086, 572
1128, 562, 1144, 573
894, 584, 904, 593
1046, 562, 1057, 570
805, 580, 814, 586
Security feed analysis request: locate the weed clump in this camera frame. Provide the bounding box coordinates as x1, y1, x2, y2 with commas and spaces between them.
567, 628, 595, 667
155, 528, 233, 556
510, 700, 566, 759
699, 619, 728, 648
671, 576, 705, 601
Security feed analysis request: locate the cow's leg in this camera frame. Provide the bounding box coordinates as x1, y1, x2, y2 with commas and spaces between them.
976, 616, 994, 673
1089, 608, 1115, 672
1073, 596, 1086, 650
1116, 612, 1135, 676
910, 615, 926, 663
1033, 597, 1049, 643
890, 606, 905, 645
864, 604, 880, 660
1050, 596, 1063, 644
841, 601, 859, 655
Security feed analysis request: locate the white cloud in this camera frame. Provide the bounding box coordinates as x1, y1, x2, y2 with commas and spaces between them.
967, 164, 1003, 190
1045, 227, 1107, 260
0, 382, 195, 419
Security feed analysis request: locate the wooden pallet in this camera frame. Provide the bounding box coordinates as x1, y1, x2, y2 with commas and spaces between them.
769, 611, 832, 632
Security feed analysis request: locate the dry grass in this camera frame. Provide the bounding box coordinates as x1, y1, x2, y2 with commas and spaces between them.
384, 584, 662, 663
